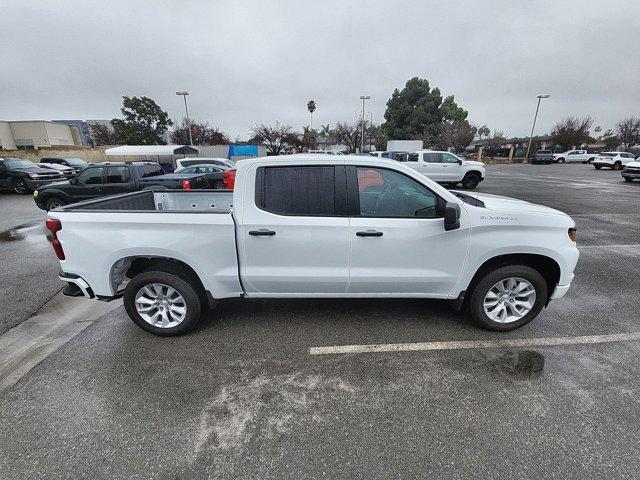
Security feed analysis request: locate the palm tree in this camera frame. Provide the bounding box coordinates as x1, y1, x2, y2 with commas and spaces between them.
320, 123, 331, 148
307, 100, 316, 129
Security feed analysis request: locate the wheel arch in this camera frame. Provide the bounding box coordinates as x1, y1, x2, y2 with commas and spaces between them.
463, 253, 561, 308
110, 256, 210, 304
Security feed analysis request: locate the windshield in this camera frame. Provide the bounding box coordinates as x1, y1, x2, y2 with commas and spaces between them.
64, 158, 88, 166
3, 159, 35, 170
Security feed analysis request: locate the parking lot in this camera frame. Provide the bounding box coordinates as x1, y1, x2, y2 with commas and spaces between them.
1, 163, 639, 479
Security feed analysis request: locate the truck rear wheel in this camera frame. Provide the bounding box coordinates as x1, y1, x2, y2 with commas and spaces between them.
124, 270, 203, 336
469, 265, 548, 331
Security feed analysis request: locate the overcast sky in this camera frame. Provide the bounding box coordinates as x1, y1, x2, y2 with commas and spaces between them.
2, 0, 639, 139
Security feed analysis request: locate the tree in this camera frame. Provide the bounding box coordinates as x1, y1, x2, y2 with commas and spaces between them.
477, 125, 491, 140
170, 119, 229, 145
550, 116, 593, 150
250, 122, 295, 155
616, 117, 640, 149
301, 126, 318, 151
601, 129, 621, 150
307, 100, 316, 129
111, 96, 173, 145
434, 120, 477, 152
89, 123, 117, 146
331, 120, 376, 153
486, 130, 507, 148
382, 77, 468, 141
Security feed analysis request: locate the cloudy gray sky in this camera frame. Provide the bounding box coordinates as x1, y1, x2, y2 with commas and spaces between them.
2, 0, 639, 139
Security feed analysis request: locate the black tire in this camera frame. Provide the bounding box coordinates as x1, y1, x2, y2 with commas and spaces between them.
124, 269, 203, 336
588, 158, 595, 164
469, 265, 548, 331
557, 157, 565, 164
461, 173, 480, 189
13, 179, 30, 195
613, 161, 622, 170
594, 165, 602, 170
624, 177, 634, 182
45, 197, 66, 211
213, 179, 225, 189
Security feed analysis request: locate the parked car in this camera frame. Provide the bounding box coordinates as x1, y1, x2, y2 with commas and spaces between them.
532, 150, 554, 164
405, 150, 485, 189
621, 161, 640, 182
175, 164, 229, 189
39, 163, 76, 179
174, 157, 234, 170
382, 151, 409, 162
33, 161, 210, 211
47, 154, 578, 336
0, 157, 66, 194
40, 156, 88, 174
592, 152, 637, 170
553, 150, 598, 164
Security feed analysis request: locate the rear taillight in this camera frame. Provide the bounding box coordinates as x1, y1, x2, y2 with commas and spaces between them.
223, 170, 236, 190
568, 227, 577, 242
182, 180, 191, 190
45, 218, 65, 260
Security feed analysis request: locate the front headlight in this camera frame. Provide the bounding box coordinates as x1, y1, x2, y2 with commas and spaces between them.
28, 173, 40, 179
33, 190, 39, 198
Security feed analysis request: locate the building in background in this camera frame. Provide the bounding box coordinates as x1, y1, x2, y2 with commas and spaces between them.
52, 120, 93, 146
0, 121, 75, 149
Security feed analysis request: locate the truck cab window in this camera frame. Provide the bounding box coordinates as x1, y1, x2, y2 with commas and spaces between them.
76, 167, 104, 185
442, 153, 460, 164
256, 166, 336, 216
105, 166, 131, 184
356, 167, 440, 218
424, 153, 442, 163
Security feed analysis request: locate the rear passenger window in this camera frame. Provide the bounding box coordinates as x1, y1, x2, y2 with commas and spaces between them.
256, 166, 336, 216
105, 166, 131, 183
141, 165, 164, 177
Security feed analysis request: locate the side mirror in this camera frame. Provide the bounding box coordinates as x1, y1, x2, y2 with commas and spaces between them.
458, 159, 463, 165
69, 177, 78, 185
444, 202, 461, 231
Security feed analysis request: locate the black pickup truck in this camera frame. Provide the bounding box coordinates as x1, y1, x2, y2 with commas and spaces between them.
34, 161, 209, 211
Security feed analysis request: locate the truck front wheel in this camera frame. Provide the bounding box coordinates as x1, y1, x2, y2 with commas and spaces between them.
461, 173, 480, 189
124, 270, 203, 336
469, 265, 548, 331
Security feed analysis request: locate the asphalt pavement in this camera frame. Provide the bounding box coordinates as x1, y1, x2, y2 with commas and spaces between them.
0, 192, 60, 335
1, 164, 640, 479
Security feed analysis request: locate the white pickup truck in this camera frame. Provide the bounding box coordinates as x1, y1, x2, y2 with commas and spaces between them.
405, 150, 485, 189
47, 155, 579, 336
553, 149, 598, 164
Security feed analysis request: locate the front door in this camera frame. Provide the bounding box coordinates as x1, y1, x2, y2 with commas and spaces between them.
72, 166, 105, 201
440, 153, 463, 181
347, 165, 469, 296
0, 163, 10, 188
240, 164, 350, 295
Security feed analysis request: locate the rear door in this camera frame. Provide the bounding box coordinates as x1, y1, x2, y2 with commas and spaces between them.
0, 161, 11, 188
239, 164, 350, 294
419, 152, 446, 180
101, 165, 135, 196
347, 165, 468, 296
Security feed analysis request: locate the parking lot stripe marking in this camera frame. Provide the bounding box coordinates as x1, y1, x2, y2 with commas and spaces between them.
308, 332, 640, 355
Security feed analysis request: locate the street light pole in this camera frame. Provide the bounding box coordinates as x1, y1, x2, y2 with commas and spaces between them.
176, 91, 193, 146
525, 94, 550, 161
360, 95, 370, 153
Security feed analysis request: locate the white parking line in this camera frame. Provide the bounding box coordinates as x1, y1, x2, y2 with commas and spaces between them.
308, 332, 640, 355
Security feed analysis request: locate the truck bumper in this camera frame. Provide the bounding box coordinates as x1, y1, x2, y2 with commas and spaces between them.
622, 172, 640, 180
59, 272, 94, 299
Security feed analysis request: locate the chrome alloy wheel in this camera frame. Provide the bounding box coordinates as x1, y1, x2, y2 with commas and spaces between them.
134, 283, 187, 328
483, 277, 537, 323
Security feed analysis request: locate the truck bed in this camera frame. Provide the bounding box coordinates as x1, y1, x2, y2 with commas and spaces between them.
57, 190, 234, 213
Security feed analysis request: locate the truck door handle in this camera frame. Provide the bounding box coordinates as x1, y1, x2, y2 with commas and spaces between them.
249, 229, 276, 236
356, 230, 383, 237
